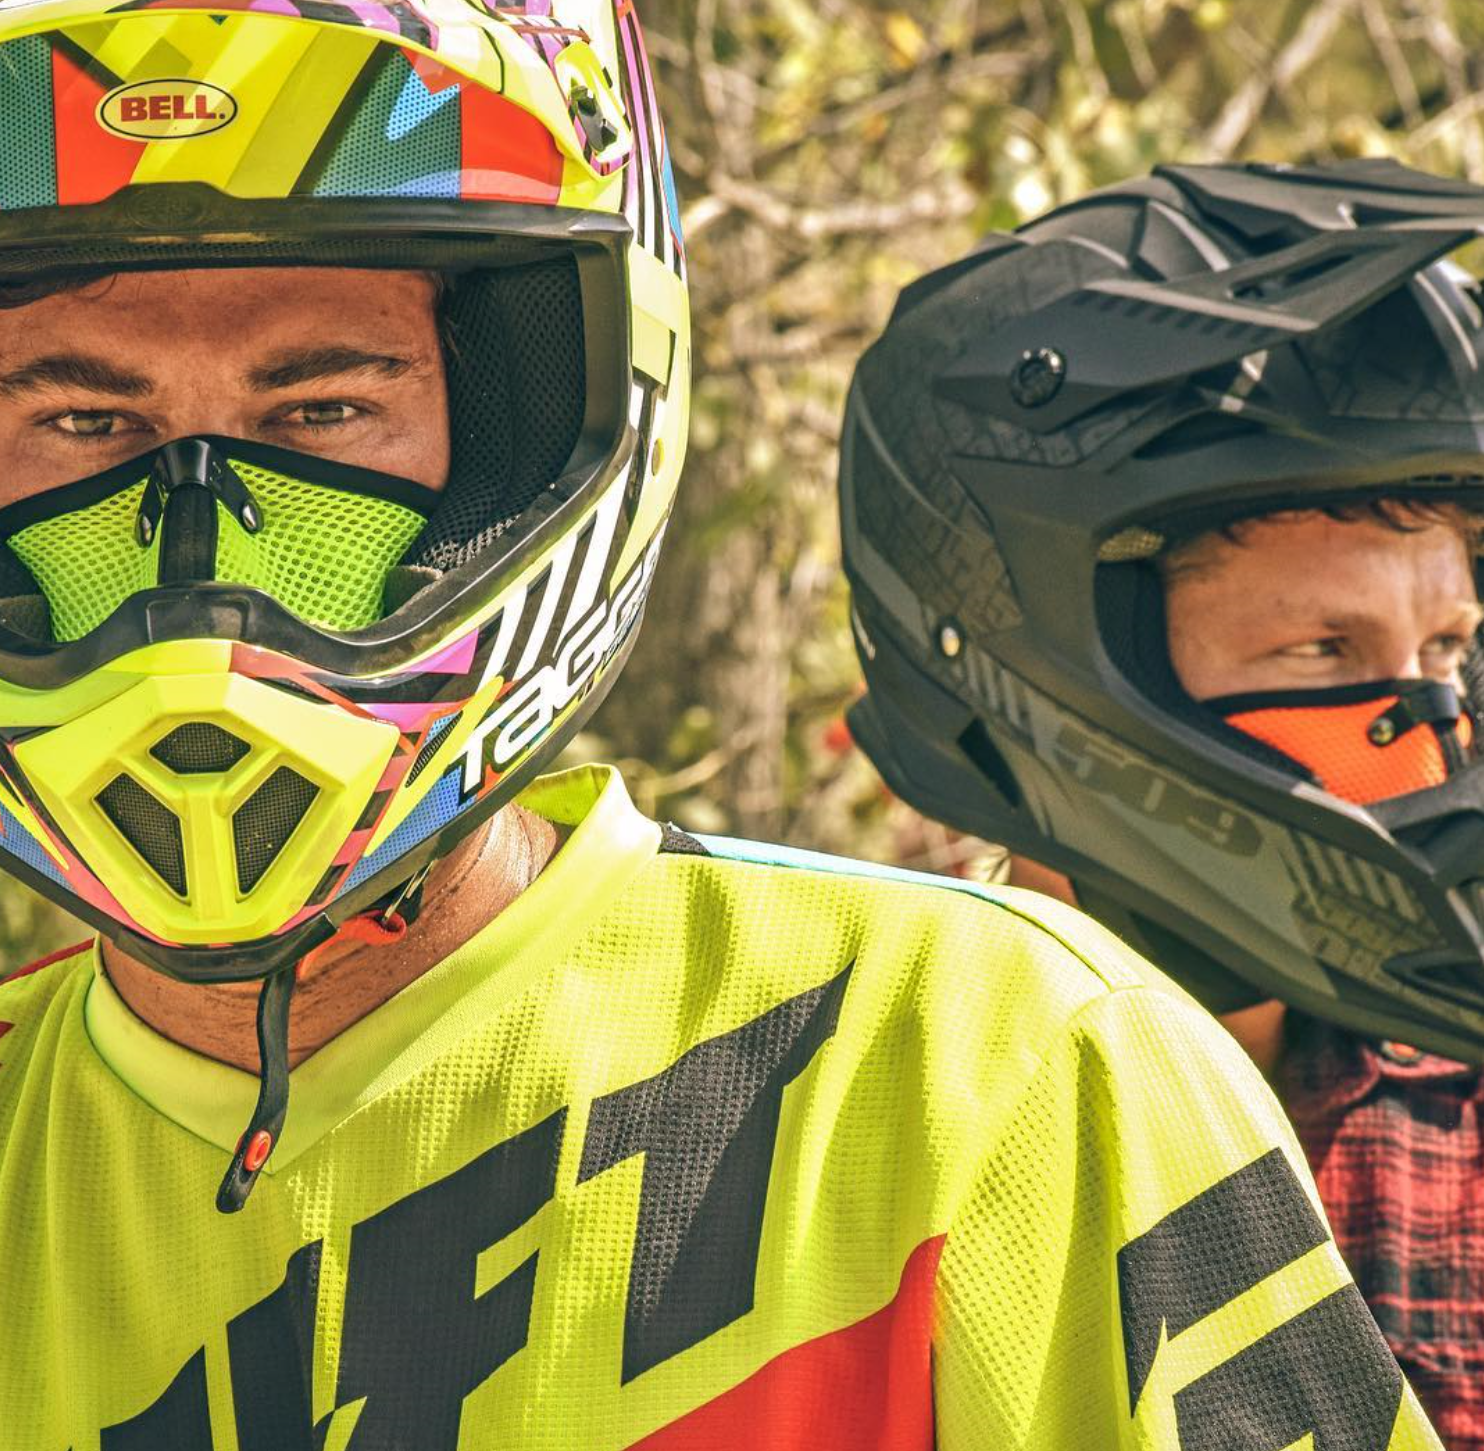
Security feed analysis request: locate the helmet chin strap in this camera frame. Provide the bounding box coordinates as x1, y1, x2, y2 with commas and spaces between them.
214, 862, 434, 1213
216, 965, 295, 1213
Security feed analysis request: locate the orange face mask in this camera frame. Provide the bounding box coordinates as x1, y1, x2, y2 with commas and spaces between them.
1209, 679, 1475, 806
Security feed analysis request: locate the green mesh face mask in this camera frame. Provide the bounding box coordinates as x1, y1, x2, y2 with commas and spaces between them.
0, 438, 439, 641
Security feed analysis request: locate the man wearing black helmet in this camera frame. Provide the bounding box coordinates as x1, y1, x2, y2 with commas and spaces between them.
842, 158, 1484, 1446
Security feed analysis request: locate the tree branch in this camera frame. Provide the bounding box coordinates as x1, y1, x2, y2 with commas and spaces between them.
1203, 0, 1359, 159
1360, 0, 1422, 130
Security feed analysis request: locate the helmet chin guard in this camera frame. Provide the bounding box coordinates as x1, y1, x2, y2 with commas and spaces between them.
843, 159, 1484, 1063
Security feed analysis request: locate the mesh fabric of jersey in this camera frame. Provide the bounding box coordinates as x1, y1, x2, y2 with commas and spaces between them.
0, 766, 1442, 1449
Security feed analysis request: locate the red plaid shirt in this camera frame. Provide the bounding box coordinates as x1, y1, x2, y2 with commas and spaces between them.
1281, 1016, 1484, 1450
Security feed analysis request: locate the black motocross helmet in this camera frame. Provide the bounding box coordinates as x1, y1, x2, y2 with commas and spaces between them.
841, 159, 1484, 1063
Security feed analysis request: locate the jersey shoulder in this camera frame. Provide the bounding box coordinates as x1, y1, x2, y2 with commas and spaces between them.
689, 832, 1195, 999
0, 939, 91, 1012
633, 832, 1212, 1081
0, 940, 93, 1110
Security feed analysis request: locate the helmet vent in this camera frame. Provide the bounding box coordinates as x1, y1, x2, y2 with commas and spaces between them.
96, 775, 187, 896
1130, 412, 1266, 460
233, 767, 320, 893
151, 722, 251, 775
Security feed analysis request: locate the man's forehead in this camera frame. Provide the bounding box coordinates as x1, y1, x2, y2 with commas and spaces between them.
0, 266, 443, 395
0, 264, 438, 325
1168, 504, 1482, 577
1169, 510, 1482, 620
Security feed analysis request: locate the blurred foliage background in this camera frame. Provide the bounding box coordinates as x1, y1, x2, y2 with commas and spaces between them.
591, 0, 1484, 869
7, 0, 1484, 964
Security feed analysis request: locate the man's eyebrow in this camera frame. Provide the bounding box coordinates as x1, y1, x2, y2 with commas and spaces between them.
246, 347, 416, 391
1314, 601, 1484, 633
0, 354, 154, 399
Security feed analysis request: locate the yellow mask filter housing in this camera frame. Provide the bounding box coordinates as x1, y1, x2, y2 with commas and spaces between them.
14, 649, 399, 944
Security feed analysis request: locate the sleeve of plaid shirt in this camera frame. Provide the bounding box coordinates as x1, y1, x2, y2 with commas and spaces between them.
931, 957, 1444, 1449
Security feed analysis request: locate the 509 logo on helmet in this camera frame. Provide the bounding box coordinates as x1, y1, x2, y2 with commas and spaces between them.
97, 80, 238, 140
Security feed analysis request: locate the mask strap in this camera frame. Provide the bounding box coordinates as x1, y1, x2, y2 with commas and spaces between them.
1364, 679, 1469, 749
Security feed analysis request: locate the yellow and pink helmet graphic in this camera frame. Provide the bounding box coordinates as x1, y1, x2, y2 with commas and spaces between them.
0, 0, 690, 982
0, 0, 682, 233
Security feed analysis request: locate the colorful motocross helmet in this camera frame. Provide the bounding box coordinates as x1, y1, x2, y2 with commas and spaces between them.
0, 0, 688, 1206
842, 159, 1484, 1064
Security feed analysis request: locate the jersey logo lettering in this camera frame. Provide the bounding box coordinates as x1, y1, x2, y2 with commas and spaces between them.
336, 1110, 565, 1448
1117, 1148, 1402, 1449
99, 1351, 212, 1450
91, 969, 849, 1447
1173, 1284, 1402, 1450
579, 962, 852, 1381
227, 1241, 321, 1449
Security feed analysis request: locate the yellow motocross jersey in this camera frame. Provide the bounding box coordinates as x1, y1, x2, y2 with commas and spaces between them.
0, 765, 1441, 1450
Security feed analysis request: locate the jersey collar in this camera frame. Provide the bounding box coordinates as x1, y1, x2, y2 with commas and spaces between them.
83, 763, 661, 1167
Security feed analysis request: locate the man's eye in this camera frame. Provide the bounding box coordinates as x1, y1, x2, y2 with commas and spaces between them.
52, 411, 121, 438
294, 402, 358, 428
1423, 634, 1470, 661
1282, 638, 1344, 659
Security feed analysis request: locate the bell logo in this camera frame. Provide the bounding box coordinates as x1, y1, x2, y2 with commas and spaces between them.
97, 80, 237, 140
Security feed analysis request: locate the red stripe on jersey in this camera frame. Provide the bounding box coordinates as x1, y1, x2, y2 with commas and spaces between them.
5, 941, 91, 984
51, 50, 147, 205
630, 1234, 944, 1451
459, 86, 562, 205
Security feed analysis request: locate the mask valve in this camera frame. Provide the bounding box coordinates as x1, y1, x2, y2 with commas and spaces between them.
1366, 681, 1461, 748
136, 439, 263, 570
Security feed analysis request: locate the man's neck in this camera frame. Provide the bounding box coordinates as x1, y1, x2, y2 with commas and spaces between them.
101, 803, 564, 1074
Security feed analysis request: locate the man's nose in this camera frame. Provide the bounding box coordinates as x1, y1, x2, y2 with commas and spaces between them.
1393, 648, 1426, 680
1380, 640, 1457, 688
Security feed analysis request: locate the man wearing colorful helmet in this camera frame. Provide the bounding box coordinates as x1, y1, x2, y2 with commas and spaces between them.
0, 3, 1446, 1442
842, 158, 1484, 1445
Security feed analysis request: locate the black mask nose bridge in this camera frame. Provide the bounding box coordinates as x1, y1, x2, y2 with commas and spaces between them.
137, 439, 262, 586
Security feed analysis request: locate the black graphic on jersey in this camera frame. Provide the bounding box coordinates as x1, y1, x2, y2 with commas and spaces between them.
579, 962, 853, 1382
1117, 1148, 1328, 1412
227, 1241, 322, 1449
1174, 1284, 1402, 1450
99, 1348, 212, 1450
1117, 1149, 1403, 1447
335, 1108, 566, 1449
93, 966, 856, 1441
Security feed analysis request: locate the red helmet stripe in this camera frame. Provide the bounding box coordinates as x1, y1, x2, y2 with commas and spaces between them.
52, 47, 145, 206
458, 81, 562, 205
